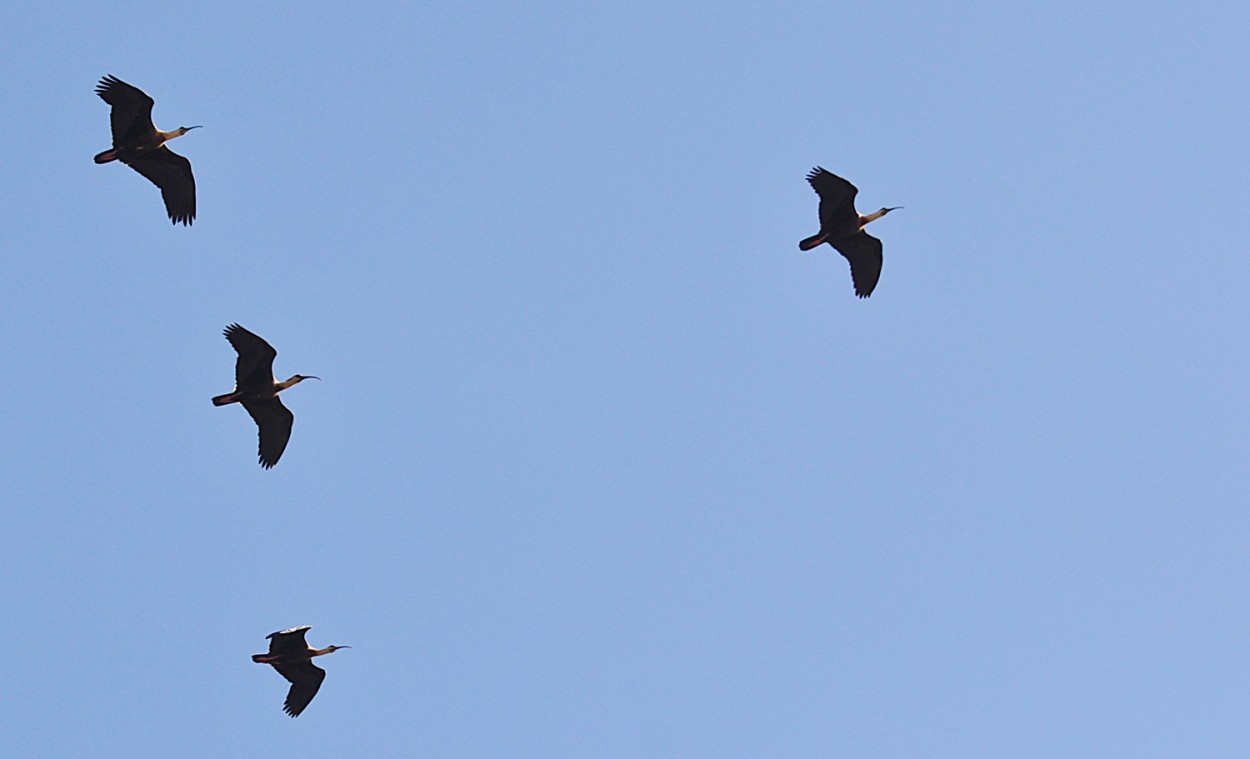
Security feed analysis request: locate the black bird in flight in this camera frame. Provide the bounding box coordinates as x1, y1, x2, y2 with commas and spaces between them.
799, 167, 901, 298
94, 75, 199, 225
212, 324, 318, 469
252, 626, 350, 717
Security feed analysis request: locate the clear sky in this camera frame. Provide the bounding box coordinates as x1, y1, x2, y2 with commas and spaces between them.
2, 2, 1249, 756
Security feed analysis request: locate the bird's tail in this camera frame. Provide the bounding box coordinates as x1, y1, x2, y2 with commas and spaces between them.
798, 234, 826, 251
93, 149, 117, 164
212, 392, 239, 406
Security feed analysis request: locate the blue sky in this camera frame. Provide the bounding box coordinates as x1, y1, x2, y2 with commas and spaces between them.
3, 2, 1249, 756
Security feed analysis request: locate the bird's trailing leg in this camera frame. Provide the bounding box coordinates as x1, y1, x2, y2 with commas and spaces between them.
799, 233, 828, 251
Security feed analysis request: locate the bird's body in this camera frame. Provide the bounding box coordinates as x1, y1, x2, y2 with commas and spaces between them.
252, 626, 349, 717
213, 324, 317, 469
799, 167, 900, 298
94, 75, 199, 225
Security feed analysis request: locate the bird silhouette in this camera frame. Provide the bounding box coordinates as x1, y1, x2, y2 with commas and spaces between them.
94, 75, 200, 225
212, 324, 318, 468
799, 167, 901, 298
252, 626, 349, 717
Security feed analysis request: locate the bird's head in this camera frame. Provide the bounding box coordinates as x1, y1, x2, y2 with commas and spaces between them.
277, 375, 319, 392
177, 125, 203, 136
311, 643, 350, 657
880, 206, 903, 215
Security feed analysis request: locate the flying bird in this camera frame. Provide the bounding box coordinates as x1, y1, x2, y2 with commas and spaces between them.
94, 75, 199, 225
252, 626, 350, 717
799, 167, 901, 298
212, 324, 318, 469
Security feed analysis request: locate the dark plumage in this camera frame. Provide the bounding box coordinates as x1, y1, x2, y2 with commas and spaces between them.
94, 75, 198, 225
212, 324, 318, 469
252, 626, 349, 717
799, 167, 900, 298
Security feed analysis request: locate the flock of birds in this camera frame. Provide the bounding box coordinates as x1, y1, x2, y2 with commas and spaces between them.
93, 74, 902, 717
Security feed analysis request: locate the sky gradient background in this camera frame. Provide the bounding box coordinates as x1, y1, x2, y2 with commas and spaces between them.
3, 2, 1250, 756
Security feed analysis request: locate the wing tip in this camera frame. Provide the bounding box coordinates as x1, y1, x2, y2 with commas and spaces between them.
94, 74, 119, 94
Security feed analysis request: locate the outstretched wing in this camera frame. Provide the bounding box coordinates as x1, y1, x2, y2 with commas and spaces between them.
806, 167, 859, 233
95, 75, 156, 147
272, 661, 326, 717
125, 147, 196, 225
829, 231, 883, 298
266, 626, 313, 656
241, 397, 294, 469
224, 324, 278, 390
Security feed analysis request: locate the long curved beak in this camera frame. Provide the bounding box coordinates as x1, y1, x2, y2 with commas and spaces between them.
886, 206, 904, 212
305, 376, 321, 381
186, 125, 203, 131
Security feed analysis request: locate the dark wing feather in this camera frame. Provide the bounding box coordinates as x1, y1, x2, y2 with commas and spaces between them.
224, 324, 278, 390
241, 397, 294, 469
272, 661, 326, 717
95, 75, 156, 146
124, 147, 196, 225
267, 626, 313, 655
806, 167, 859, 233
829, 231, 884, 298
